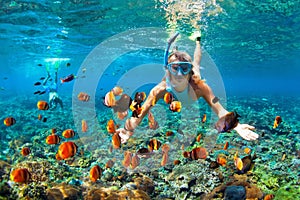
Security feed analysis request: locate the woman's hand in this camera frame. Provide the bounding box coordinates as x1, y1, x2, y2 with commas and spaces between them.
116, 128, 133, 144
234, 123, 259, 141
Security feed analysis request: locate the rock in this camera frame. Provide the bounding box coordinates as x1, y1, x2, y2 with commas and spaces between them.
46, 183, 81, 200
224, 186, 246, 200
85, 188, 150, 200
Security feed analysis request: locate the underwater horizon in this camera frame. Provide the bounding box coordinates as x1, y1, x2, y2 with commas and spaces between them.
0, 0, 299, 199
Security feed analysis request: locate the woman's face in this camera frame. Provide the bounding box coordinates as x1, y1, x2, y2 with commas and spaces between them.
167, 55, 191, 91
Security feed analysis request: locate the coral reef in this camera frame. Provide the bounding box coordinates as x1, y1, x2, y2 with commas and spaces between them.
46, 183, 82, 200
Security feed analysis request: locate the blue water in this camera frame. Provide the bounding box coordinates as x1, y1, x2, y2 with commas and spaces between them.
1, 1, 300, 199
0, 0, 299, 98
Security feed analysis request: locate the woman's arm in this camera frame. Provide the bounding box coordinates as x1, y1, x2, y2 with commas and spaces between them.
191, 79, 258, 140
192, 38, 201, 78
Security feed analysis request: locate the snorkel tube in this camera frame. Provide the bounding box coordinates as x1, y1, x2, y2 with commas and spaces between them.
164, 32, 180, 68
164, 32, 180, 91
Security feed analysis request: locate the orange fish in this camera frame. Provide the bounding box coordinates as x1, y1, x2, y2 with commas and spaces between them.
264, 194, 275, 200
3, 117, 16, 126
107, 119, 117, 134
148, 111, 158, 130
37, 100, 49, 110
234, 152, 243, 171
130, 101, 143, 118
21, 147, 31, 156
37, 114, 42, 120
77, 92, 90, 101
81, 120, 88, 132
62, 129, 75, 138
112, 86, 123, 96
105, 159, 116, 169
161, 153, 168, 167
166, 131, 174, 137
46, 134, 60, 145
104, 91, 116, 107
51, 128, 57, 134
130, 154, 140, 169
223, 141, 229, 150
201, 114, 207, 123
164, 92, 173, 104
10, 168, 30, 183
122, 151, 132, 168
89, 165, 102, 182
196, 134, 202, 142
216, 154, 227, 167
183, 147, 207, 160
112, 133, 121, 149
161, 144, 170, 154
244, 147, 251, 154
273, 116, 282, 129
148, 139, 161, 151
173, 160, 181, 165
169, 101, 181, 112
56, 141, 78, 160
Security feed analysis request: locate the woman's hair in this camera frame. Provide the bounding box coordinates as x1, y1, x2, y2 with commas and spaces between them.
168, 51, 192, 63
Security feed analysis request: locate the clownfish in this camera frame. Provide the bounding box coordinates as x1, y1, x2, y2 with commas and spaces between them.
60, 74, 76, 83
62, 129, 75, 138
103, 91, 116, 107
148, 139, 161, 151
21, 147, 31, 156
10, 168, 30, 183
4, 117, 16, 126
56, 141, 78, 160
37, 101, 49, 110
169, 101, 181, 112
77, 92, 90, 101
164, 92, 173, 104
46, 133, 60, 145
89, 165, 102, 182
273, 116, 282, 129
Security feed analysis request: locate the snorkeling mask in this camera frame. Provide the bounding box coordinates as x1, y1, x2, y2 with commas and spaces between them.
164, 32, 192, 75
167, 61, 192, 76
164, 32, 193, 91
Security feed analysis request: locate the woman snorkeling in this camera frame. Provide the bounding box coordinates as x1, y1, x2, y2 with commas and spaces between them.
116, 31, 259, 143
